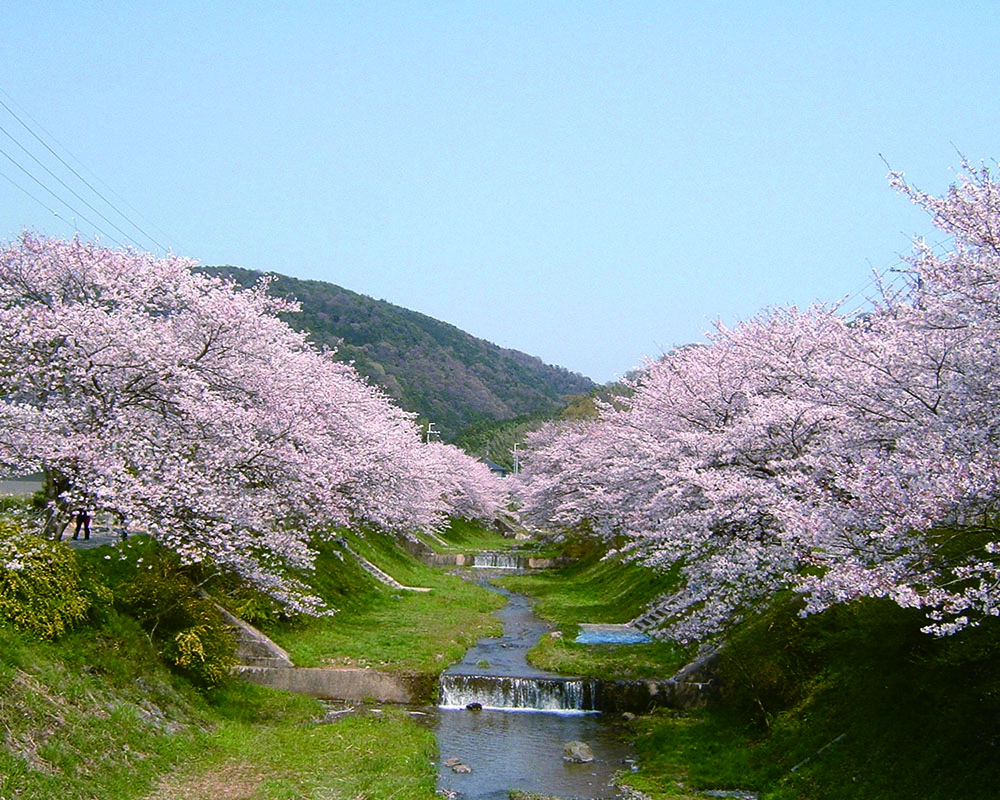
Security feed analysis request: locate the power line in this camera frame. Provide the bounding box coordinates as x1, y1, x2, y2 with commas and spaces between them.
0, 119, 147, 250
0, 93, 169, 252
0, 86, 183, 253
0, 167, 82, 237
0, 143, 125, 248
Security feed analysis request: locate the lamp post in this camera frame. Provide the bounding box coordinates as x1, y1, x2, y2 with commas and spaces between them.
425, 422, 439, 444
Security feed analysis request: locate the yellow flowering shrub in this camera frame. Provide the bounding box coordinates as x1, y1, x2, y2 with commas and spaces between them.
0, 518, 92, 638
119, 548, 236, 685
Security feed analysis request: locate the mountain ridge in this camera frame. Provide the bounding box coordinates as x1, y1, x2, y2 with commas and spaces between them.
202, 266, 595, 439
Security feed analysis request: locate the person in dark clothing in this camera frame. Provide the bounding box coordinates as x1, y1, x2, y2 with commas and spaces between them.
72, 508, 92, 540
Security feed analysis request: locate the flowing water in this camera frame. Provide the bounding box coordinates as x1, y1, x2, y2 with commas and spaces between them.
432, 580, 634, 799
471, 551, 531, 570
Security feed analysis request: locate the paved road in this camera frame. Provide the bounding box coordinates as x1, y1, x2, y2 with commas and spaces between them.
59, 524, 126, 549
0, 477, 42, 496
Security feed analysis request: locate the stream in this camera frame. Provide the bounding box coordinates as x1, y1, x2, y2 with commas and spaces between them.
430, 573, 635, 800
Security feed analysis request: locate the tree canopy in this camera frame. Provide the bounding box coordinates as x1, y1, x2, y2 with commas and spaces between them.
514, 161, 1000, 641
0, 234, 507, 611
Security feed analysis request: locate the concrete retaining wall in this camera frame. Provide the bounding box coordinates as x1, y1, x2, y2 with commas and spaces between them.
421, 552, 574, 569
235, 665, 436, 705
594, 649, 722, 712
599, 677, 717, 712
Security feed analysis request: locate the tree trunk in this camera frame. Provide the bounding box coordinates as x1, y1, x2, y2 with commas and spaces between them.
43, 468, 71, 540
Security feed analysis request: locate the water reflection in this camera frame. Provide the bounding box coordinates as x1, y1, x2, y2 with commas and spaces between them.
433, 706, 632, 800
433, 574, 634, 798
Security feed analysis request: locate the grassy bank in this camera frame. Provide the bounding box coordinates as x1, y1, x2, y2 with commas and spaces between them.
0, 520, 512, 799
0, 618, 439, 800
496, 543, 688, 679
147, 687, 437, 800
421, 517, 521, 553
619, 597, 1000, 800
268, 529, 505, 674
0, 612, 207, 800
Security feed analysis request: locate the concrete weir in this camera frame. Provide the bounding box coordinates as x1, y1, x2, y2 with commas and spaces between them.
235, 665, 434, 704
421, 552, 573, 570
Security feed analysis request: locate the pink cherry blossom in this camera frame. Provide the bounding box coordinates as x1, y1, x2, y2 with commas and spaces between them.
0, 233, 507, 611
515, 160, 1000, 640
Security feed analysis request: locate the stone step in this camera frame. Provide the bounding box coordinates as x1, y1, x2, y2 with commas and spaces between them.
631, 606, 670, 631
213, 604, 294, 668
334, 538, 432, 593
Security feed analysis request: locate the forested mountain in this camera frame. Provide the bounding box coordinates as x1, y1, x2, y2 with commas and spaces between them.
204, 267, 594, 439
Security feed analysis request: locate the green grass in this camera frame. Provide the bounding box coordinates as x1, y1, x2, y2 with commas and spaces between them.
148, 699, 438, 800
623, 709, 758, 799
0, 533, 450, 800
0, 613, 209, 800
267, 530, 505, 674
498, 543, 680, 626
0, 524, 493, 799
618, 598, 1000, 800
495, 543, 689, 679
524, 633, 687, 679
421, 517, 522, 553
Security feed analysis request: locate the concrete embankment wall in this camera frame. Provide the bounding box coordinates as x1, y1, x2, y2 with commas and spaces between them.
236, 665, 437, 705
599, 676, 716, 712
421, 553, 574, 569
235, 666, 717, 711
233, 664, 715, 711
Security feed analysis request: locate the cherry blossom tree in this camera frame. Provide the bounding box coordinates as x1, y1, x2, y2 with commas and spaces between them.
516, 160, 1000, 641
422, 440, 509, 524
0, 233, 503, 610
516, 310, 849, 641
796, 161, 1000, 634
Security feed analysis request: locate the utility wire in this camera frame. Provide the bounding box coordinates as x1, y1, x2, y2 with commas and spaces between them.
0, 143, 125, 248
0, 86, 182, 253
0, 119, 147, 250
0, 166, 82, 237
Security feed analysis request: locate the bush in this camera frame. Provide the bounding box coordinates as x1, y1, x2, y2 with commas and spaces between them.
208, 570, 284, 626
0, 517, 99, 638
117, 547, 236, 686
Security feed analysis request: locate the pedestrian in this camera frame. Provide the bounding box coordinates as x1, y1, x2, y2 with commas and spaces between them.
72, 507, 92, 540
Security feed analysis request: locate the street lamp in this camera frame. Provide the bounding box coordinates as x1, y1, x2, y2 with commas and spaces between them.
425, 422, 439, 444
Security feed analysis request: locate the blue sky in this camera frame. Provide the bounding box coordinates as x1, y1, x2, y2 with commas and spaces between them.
1, 2, 997, 383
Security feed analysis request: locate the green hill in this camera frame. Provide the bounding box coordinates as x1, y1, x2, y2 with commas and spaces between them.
203, 267, 594, 439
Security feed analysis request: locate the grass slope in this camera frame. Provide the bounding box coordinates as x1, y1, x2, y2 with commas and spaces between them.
0, 614, 207, 800
497, 543, 688, 679
268, 530, 505, 673
622, 598, 1000, 800
0, 523, 512, 800
147, 690, 437, 800
422, 517, 522, 553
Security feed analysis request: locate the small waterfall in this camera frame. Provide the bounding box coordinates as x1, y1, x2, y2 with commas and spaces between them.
439, 674, 601, 712
472, 551, 527, 570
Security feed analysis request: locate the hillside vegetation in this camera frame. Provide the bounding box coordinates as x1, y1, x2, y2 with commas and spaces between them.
203, 266, 594, 439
